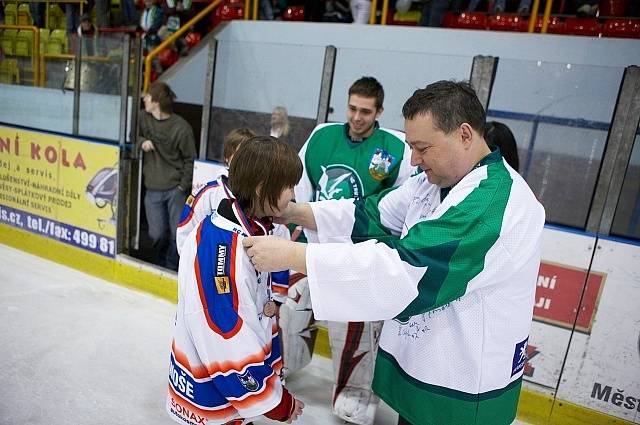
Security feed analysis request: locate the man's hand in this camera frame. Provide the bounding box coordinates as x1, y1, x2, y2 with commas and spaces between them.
286, 398, 305, 423
243, 235, 307, 273
273, 202, 317, 231
141, 140, 155, 152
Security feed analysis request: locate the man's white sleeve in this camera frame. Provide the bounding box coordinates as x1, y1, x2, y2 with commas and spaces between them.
305, 240, 422, 322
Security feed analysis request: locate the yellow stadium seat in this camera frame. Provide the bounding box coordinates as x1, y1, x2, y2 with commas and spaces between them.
46, 29, 67, 54
0, 59, 20, 84
15, 30, 34, 57
17, 3, 33, 26
0, 29, 18, 56
4, 4, 17, 25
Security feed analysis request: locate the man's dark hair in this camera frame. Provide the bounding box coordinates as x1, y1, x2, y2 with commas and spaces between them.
485, 121, 520, 171
228, 136, 302, 216
348, 76, 384, 110
402, 80, 485, 136
147, 82, 176, 114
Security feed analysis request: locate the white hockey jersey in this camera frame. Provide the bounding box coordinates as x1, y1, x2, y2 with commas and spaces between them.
167, 196, 289, 425
176, 178, 289, 299
304, 150, 545, 425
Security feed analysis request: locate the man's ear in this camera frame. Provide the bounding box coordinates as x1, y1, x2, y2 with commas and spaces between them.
375, 106, 384, 120
460, 123, 474, 148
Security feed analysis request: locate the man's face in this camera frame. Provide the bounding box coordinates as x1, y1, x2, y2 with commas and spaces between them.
405, 113, 466, 188
346, 94, 382, 140
262, 186, 295, 218
143, 93, 156, 114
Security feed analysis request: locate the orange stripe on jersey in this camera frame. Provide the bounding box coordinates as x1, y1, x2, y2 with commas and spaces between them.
168, 385, 238, 419
204, 342, 274, 376
171, 341, 210, 380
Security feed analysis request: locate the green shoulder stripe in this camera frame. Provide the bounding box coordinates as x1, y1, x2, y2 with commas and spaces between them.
391, 159, 512, 319
351, 186, 401, 243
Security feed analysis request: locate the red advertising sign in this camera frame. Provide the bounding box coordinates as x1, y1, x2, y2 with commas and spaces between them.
533, 261, 606, 333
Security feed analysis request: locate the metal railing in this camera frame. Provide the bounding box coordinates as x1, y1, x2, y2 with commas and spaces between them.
143, 0, 224, 92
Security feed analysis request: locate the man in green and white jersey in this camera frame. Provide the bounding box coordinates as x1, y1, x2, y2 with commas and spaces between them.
245, 81, 545, 425
287, 77, 412, 425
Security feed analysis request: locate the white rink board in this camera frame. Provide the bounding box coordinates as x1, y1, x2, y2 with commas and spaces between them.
523, 228, 596, 390
556, 239, 640, 422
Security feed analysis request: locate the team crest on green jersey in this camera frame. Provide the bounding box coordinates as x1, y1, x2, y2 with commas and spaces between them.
315, 165, 363, 200
368, 148, 395, 181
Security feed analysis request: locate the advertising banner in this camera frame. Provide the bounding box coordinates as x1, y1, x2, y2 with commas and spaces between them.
556, 239, 640, 422
0, 125, 119, 257
522, 228, 598, 390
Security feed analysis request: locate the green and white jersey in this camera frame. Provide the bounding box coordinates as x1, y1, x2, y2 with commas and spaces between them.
295, 123, 413, 203
304, 150, 545, 425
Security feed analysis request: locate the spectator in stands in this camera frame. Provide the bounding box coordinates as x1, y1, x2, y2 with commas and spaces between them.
138, 82, 196, 271
121, 0, 138, 25
259, 0, 275, 19
484, 121, 519, 172
65, 3, 81, 34
30, 3, 46, 27
140, 0, 163, 52
418, 0, 463, 26
270, 106, 290, 143
350, 0, 371, 23
77, 13, 98, 55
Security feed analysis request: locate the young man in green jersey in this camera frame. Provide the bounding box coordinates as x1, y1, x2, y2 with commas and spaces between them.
288, 76, 413, 425
244, 81, 545, 425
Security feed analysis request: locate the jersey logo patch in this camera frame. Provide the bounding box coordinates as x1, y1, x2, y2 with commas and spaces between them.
315, 164, 363, 201
238, 370, 260, 392
215, 244, 230, 294
186, 195, 195, 207
368, 148, 395, 181
511, 336, 529, 377
214, 276, 230, 294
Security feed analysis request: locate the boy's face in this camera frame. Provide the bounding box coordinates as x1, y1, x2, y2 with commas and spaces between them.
144, 0, 155, 9
260, 187, 295, 218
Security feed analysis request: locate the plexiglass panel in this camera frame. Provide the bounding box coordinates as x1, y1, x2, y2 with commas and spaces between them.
488, 59, 624, 229
76, 33, 127, 142
211, 40, 326, 158
329, 47, 474, 131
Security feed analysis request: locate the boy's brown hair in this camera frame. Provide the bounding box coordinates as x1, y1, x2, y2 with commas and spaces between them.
228, 136, 302, 216
223, 128, 256, 164
147, 82, 176, 114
